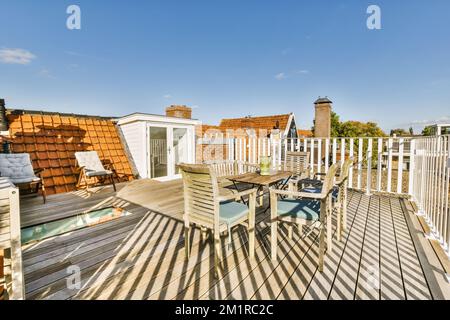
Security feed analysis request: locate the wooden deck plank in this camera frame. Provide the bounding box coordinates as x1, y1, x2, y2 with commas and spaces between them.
389, 197, 432, 300
355, 195, 380, 299
379, 195, 405, 299
282, 191, 360, 300
328, 193, 371, 299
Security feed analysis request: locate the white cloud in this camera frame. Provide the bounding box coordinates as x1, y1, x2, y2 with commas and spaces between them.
163, 94, 172, 99
191, 105, 200, 109
275, 72, 286, 80
295, 69, 309, 74
0, 48, 36, 65
408, 116, 450, 126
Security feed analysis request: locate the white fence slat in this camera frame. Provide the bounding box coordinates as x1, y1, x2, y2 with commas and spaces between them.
349, 138, 354, 188
387, 138, 393, 193
366, 138, 373, 195
317, 139, 322, 173
325, 139, 330, 173
397, 138, 404, 194
332, 138, 337, 164
377, 138, 383, 191
310, 139, 315, 175
357, 138, 363, 190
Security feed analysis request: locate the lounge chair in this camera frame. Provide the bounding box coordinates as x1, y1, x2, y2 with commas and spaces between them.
0, 153, 46, 203
179, 163, 257, 277
75, 151, 116, 192
269, 162, 339, 272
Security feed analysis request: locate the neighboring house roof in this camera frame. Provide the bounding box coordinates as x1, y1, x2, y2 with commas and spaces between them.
201, 113, 295, 137
6, 109, 135, 195
219, 114, 291, 132
297, 129, 313, 137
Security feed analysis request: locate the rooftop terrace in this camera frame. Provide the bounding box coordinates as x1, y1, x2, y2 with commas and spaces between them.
20, 179, 450, 300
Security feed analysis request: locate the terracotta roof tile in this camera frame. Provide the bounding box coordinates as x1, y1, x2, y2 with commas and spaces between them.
7, 111, 135, 195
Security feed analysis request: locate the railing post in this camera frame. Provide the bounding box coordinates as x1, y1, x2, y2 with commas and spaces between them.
387, 138, 393, 193
349, 138, 354, 188
366, 138, 372, 195
397, 138, 404, 194
408, 139, 416, 197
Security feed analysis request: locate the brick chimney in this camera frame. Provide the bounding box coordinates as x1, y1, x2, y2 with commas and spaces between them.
314, 97, 332, 138
0, 99, 8, 132
165, 105, 192, 119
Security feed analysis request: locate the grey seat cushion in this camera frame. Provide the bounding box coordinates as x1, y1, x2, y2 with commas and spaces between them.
85, 170, 113, 177
0, 153, 40, 184
75, 151, 111, 176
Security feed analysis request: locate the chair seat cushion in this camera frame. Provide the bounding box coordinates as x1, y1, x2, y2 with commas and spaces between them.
219, 201, 249, 225
277, 199, 321, 221
85, 170, 113, 177
10, 176, 41, 184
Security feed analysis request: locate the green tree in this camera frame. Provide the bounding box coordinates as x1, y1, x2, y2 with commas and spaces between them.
390, 128, 409, 137
422, 126, 433, 136
312, 111, 386, 137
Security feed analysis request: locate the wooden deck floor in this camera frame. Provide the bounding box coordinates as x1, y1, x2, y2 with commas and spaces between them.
19, 179, 449, 300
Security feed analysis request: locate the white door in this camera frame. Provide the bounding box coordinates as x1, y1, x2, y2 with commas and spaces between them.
148, 124, 194, 180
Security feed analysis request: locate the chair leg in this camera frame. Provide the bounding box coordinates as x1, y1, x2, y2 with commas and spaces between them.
318, 225, 325, 272
270, 192, 278, 261
271, 220, 278, 260
41, 184, 46, 204
336, 194, 342, 242
214, 232, 222, 278
288, 224, 293, 240
184, 226, 191, 259
327, 199, 333, 253
248, 193, 256, 259
200, 227, 207, 242
110, 174, 117, 192
342, 187, 348, 232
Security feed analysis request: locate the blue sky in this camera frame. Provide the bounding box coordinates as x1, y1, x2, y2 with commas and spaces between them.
1, 0, 449, 132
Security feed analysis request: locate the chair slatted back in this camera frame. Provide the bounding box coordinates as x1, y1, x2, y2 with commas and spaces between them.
284, 152, 310, 176
179, 164, 219, 228
321, 162, 339, 197
339, 158, 353, 184
207, 160, 257, 178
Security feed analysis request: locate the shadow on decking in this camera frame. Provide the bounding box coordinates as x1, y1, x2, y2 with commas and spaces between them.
19, 180, 444, 300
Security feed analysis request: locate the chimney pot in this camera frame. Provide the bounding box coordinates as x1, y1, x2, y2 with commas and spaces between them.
165, 105, 192, 119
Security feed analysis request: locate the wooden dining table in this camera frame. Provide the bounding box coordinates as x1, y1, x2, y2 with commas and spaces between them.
227, 170, 293, 210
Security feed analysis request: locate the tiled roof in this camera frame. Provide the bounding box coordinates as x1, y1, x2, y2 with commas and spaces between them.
6, 110, 135, 195
297, 129, 313, 137
219, 114, 291, 133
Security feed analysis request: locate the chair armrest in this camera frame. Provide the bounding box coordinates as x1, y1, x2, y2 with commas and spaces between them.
217, 187, 258, 202
269, 187, 327, 200
34, 168, 44, 176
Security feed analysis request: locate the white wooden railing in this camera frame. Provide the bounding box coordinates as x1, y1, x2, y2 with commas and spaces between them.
223, 136, 413, 195
201, 133, 450, 255
411, 135, 450, 254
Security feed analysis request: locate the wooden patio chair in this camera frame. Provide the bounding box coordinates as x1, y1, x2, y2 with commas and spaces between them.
0, 153, 46, 203
300, 158, 353, 241
179, 163, 257, 277
75, 151, 116, 192
269, 162, 339, 272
